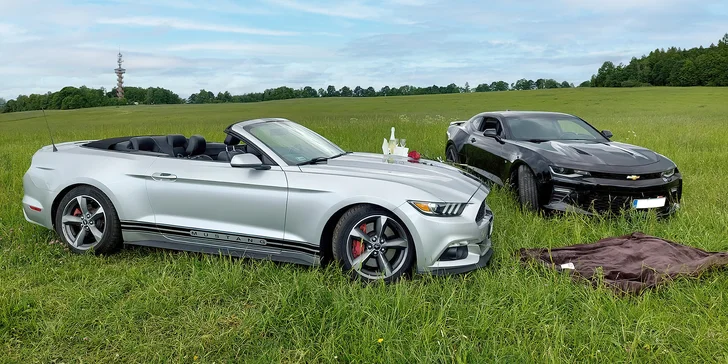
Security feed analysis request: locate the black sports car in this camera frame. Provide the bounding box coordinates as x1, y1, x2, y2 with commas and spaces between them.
445, 111, 682, 216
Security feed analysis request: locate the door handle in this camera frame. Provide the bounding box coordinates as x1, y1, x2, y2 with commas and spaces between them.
151, 172, 177, 181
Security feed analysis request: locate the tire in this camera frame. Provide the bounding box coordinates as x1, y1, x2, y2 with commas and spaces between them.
332, 205, 415, 283
445, 144, 460, 163
517, 165, 540, 211
54, 186, 123, 255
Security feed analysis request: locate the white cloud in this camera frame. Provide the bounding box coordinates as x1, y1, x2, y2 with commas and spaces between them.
96, 16, 299, 36
267, 0, 415, 24
164, 42, 336, 58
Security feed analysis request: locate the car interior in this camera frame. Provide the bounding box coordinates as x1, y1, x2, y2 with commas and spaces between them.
103, 133, 274, 164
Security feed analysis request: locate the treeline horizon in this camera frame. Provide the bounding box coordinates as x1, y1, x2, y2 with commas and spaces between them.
2, 33, 726, 114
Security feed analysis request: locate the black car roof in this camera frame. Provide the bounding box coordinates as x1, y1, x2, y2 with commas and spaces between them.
479, 110, 577, 119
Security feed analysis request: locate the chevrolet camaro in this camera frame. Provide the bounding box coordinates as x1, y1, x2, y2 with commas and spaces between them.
22, 118, 494, 282
445, 111, 682, 216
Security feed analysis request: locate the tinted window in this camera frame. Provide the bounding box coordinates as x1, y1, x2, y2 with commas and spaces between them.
483, 117, 503, 135
505, 114, 606, 141
470, 117, 483, 131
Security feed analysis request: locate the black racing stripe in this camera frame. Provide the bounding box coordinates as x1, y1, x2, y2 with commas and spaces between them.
120, 221, 319, 255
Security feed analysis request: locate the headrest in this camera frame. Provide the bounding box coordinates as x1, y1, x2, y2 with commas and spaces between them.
186, 135, 206, 156
129, 137, 156, 151
224, 134, 241, 145
166, 134, 187, 148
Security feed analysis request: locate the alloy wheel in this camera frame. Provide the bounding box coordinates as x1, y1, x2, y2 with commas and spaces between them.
60, 195, 107, 250
346, 215, 409, 280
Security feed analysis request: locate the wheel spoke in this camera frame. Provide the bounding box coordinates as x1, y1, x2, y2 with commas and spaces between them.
62, 215, 82, 224
352, 249, 374, 269
76, 196, 89, 215
375, 216, 388, 241
349, 228, 371, 243
382, 238, 407, 249
73, 228, 87, 247
377, 254, 393, 276
90, 206, 104, 221
89, 226, 104, 243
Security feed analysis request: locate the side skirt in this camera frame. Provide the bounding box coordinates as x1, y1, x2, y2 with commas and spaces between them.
121, 225, 320, 267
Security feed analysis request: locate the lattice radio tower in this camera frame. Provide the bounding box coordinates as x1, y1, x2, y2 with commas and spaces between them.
114, 51, 126, 99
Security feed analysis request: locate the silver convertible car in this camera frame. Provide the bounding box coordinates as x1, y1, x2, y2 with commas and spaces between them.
22, 118, 494, 282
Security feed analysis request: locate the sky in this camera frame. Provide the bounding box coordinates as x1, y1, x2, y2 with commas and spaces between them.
0, 0, 726, 100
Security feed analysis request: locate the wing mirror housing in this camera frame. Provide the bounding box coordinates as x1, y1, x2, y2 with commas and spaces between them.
230, 153, 270, 170
483, 129, 505, 144
601, 130, 613, 139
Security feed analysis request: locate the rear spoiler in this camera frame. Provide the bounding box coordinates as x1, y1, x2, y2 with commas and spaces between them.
449, 120, 467, 126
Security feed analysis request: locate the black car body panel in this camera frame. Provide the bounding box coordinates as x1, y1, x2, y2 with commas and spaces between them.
446, 111, 682, 215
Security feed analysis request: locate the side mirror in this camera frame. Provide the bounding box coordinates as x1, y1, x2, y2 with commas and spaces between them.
483, 129, 505, 144
230, 153, 269, 170
601, 130, 613, 139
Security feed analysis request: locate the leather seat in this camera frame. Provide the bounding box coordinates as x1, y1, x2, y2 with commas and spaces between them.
129, 137, 157, 152
186, 135, 212, 160
167, 134, 188, 157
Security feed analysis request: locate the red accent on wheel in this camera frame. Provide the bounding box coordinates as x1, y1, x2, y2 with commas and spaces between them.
73, 208, 82, 216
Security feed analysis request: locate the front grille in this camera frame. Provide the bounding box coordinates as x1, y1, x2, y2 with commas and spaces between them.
475, 201, 485, 222
588, 171, 663, 180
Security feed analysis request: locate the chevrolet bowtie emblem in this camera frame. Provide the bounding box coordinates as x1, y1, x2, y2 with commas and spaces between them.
626, 175, 640, 180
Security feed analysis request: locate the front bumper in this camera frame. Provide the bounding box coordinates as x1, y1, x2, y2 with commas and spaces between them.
543, 173, 682, 216
395, 186, 494, 275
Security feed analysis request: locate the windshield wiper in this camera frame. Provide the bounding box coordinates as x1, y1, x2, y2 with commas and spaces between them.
297, 151, 351, 165
524, 138, 550, 143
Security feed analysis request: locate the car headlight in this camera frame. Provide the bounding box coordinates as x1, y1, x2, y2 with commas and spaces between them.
408, 201, 467, 217
662, 168, 675, 179
549, 166, 591, 178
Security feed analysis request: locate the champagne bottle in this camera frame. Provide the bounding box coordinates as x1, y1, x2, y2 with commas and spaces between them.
389, 127, 396, 154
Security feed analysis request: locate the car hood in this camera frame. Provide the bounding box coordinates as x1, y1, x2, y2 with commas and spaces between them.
510, 139, 662, 168
299, 152, 485, 202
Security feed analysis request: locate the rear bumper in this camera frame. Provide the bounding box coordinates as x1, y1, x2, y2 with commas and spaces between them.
542, 173, 683, 216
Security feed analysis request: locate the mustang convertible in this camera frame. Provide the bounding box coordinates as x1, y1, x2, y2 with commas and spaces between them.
445, 111, 682, 216
22, 118, 494, 282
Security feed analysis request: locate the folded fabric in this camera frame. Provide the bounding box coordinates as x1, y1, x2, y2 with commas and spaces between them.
519, 232, 728, 294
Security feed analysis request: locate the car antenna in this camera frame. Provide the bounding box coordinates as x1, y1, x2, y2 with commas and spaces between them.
41, 108, 58, 152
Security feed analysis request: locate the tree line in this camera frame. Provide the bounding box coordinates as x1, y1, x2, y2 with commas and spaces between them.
589, 33, 728, 87
1, 78, 575, 113
0, 86, 183, 113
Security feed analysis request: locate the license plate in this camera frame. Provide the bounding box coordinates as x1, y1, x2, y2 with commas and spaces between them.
632, 197, 666, 209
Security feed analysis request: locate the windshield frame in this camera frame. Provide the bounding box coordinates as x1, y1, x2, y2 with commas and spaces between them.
502, 114, 609, 142
242, 120, 346, 166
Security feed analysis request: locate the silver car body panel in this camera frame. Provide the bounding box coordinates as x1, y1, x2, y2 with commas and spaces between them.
22, 118, 494, 274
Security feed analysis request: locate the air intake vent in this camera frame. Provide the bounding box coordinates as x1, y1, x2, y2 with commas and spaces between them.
475, 201, 485, 222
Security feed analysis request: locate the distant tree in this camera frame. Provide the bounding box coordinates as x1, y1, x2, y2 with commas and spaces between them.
543, 79, 560, 89
353, 86, 363, 97
560, 81, 572, 88
463, 82, 471, 93
338, 86, 352, 97
474, 83, 491, 92
0, 97, 6, 111
325, 85, 338, 97
318, 88, 325, 97
301, 86, 318, 98
535, 79, 546, 89
578, 80, 591, 87
491, 81, 510, 91
364, 87, 376, 97
513, 78, 536, 90
378, 85, 391, 96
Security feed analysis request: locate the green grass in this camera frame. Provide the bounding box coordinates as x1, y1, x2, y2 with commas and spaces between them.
2, 87, 728, 363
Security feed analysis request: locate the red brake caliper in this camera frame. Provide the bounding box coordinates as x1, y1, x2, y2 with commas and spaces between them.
352, 224, 367, 258
73, 208, 82, 217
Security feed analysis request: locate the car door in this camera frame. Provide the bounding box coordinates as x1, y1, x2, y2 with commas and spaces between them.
465, 117, 509, 185
144, 156, 288, 243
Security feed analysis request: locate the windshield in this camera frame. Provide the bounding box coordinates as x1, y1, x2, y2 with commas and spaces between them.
243, 121, 345, 165
505, 114, 607, 141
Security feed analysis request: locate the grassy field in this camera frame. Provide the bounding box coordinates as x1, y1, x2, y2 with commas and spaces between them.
1, 87, 728, 363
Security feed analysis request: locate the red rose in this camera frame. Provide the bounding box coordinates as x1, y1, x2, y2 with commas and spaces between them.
408, 150, 421, 160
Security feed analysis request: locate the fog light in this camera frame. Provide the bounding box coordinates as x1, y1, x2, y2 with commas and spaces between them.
439, 246, 468, 261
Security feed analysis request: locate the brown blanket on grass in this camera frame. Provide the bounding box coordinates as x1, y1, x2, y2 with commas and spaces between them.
519, 232, 728, 294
